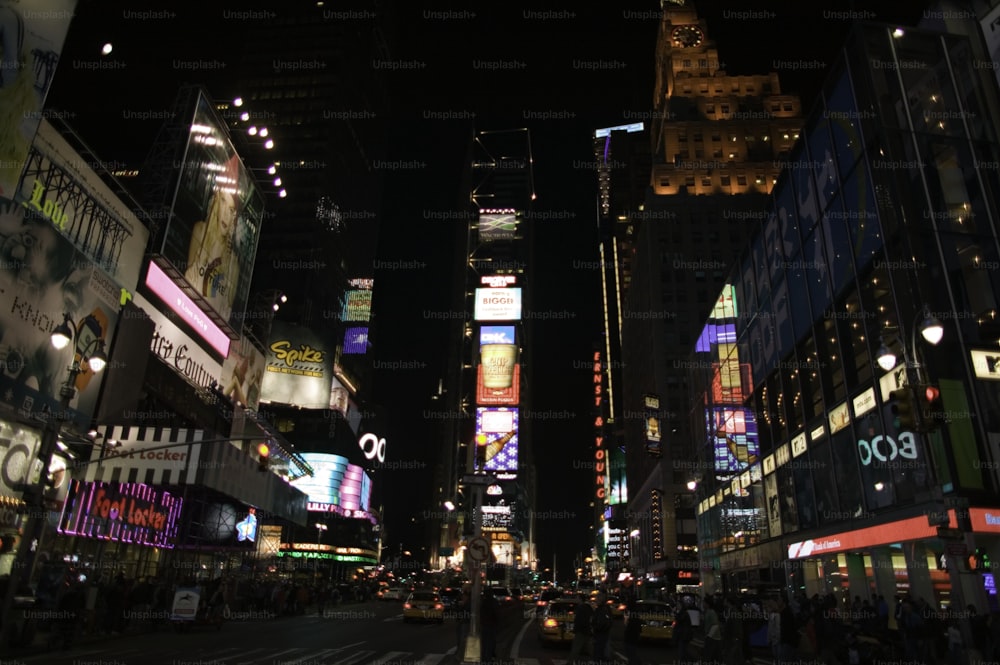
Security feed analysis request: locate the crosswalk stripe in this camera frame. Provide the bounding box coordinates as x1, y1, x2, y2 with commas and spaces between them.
368, 650, 409, 665
281, 649, 349, 665
412, 654, 449, 665
515, 658, 541, 665
333, 649, 378, 665
383, 614, 403, 622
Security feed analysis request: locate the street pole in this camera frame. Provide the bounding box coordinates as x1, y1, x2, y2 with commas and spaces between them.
462, 473, 495, 664
0, 372, 75, 649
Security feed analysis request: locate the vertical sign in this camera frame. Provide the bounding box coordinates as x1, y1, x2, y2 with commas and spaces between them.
594, 351, 607, 501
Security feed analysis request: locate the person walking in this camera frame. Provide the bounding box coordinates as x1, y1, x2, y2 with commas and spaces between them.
674, 599, 694, 665
592, 591, 614, 663
624, 607, 643, 665
776, 595, 799, 665
570, 594, 594, 665
722, 597, 745, 665
703, 597, 723, 665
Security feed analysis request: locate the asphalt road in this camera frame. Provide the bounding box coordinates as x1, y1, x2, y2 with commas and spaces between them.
10, 599, 685, 665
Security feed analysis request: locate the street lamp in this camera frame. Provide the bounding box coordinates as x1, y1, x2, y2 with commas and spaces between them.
876, 304, 976, 658
1, 313, 107, 648
315, 523, 328, 581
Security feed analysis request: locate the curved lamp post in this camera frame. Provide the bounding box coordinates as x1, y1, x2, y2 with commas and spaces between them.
0, 313, 107, 648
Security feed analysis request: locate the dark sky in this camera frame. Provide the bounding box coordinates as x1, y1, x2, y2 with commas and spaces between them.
43, 0, 931, 577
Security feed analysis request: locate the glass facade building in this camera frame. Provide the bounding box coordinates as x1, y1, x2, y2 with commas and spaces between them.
690, 23, 1000, 610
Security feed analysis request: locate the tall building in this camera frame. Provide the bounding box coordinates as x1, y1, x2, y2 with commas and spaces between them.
619, 0, 805, 584
689, 19, 1000, 611
432, 128, 538, 582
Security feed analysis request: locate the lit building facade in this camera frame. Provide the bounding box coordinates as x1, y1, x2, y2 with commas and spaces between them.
690, 22, 1000, 611
620, 0, 804, 587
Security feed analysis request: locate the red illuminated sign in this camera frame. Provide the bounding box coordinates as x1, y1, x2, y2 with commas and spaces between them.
476, 364, 521, 405
58, 480, 183, 548
594, 351, 606, 501
787, 512, 961, 559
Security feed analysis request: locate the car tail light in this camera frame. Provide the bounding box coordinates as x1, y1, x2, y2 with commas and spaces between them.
537, 601, 547, 607
403, 603, 411, 609
435, 604, 444, 610
543, 619, 558, 628
618, 604, 626, 611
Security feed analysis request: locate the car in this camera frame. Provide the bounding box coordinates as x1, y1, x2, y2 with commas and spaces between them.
606, 595, 627, 619
490, 586, 513, 604
379, 586, 405, 601
537, 599, 578, 646
439, 587, 463, 610
535, 589, 563, 611
631, 600, 675, 642
402, 591, 444, 623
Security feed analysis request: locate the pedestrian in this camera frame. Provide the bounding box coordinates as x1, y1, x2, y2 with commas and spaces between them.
624, 607, 642, 665
480, 587, 499, 663
776, 594, 799, 665
592, 591, 613, 663
570, 594, 594, 664
674, 598, 694, 665
947, 619, 963, 665
703, 596, 723, 665
766, 599, 781, 665
722, 597, 744, 665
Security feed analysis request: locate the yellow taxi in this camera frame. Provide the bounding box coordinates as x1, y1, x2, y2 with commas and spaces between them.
402, 591, 444, 623
537, 599, 578, 646
631, 600, 674, 642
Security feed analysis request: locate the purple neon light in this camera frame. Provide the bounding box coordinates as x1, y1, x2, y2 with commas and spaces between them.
695, 322, 736, 353
146, 262, 231, 357
58, 480, 184, 548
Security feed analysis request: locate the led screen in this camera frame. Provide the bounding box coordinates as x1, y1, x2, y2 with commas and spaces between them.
341, 290, 373, 322
58, 480, 184, 548
474, 288, 522, 321
476, 408, 518, 471
478, 212, 517, 242
709, 406, 760, 472
343, 327, 369, 354
479, 326, 516, 346
290, 453, 372, 514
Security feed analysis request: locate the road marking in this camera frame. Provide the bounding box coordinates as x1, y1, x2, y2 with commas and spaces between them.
382, 614, 403, 622
510, 613, 535, 659
368, 651, 409, 665
413, 654, 450, 665
283, 649, 353, 665
333, 649, 377, 665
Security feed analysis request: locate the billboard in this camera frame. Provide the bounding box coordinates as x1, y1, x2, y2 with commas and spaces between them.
16, 120, 149, 292
58, 480, 184, 548
159, 90, 264, 329
260, 321, 333, 409
144, 261, 231, 358
341, 290, 373, 322
342, 326, 368, 355
476, 407, 518, 472
710, 406, 760, 473
474, 288, 522, 321
644, 394, 661, 457
0, 0, 77, 198
478, 211, 517, 243
479, 326, 515, 345
477, 341, 519, 405
0, 196, 121, 426
219, 334, 265, 409
133, 292, 224, 392
290, 452, 372, 515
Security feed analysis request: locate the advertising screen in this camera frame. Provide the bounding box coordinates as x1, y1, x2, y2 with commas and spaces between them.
219, 334, 265, 409
481, 504, 513, 531
341, 290, 373, 322
159, 90, 264, 329
342, 327, 368, 355
477, 364, 520, 405
260, 321, 333, 409
644, 394, 661, 457
144, 261, 231, 358
479, 326, 515, 346
710, 406, 760, 472
476, 408, 518, 471
0, 197, 121, 426
58, 480, 184, 548
178, 498, 258, 550
474, 288, 522, 321
290, 452, 372, 516
478, 212, 517, 243
0, 0, 77, 198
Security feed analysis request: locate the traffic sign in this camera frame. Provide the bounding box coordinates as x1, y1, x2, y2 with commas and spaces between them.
468, 536, 490, 562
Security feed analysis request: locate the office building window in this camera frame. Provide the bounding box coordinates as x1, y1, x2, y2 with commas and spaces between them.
720, 175, 731, 186
737, 175, 747, 186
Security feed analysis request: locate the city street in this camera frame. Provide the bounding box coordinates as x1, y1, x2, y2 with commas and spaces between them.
9, 599, 691, 665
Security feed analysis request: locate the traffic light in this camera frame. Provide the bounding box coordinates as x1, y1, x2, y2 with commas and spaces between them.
256, 442, 270, 472
918, 384, 945, 432
889, 386, 920, 431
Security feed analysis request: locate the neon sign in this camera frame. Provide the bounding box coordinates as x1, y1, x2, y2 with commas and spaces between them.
58, 480, 183, 548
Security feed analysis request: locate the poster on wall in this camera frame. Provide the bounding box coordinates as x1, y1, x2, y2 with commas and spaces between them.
220, 334, 265, 409
0, 197, 120, 426
764, 472, 782, 538
259, 321, 333, 409
159, 90, 264, 329
0, 0, 77, 198
476, 407, 518, 472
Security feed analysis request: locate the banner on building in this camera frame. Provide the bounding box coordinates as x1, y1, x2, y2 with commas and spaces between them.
260, 321, 333, 409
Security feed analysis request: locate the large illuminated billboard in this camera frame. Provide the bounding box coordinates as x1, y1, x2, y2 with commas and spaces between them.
478, 340, 519, 405
476, 408, 519, 471
260, 321, 333, 409
341, 290, 373, 322
145, 261, 232, 358
290, 453, 372, 516
343, 327, 369, 354
710, 406, 759, 472
219, 333, 265, 409
474, 288, 522, 321
478, 211, 517, 243
158, 89, 264, 329
0, 0, 77, 198
479, 326, 515, 345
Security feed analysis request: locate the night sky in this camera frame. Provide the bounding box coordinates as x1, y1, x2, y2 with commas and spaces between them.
42, 0, 931, 578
